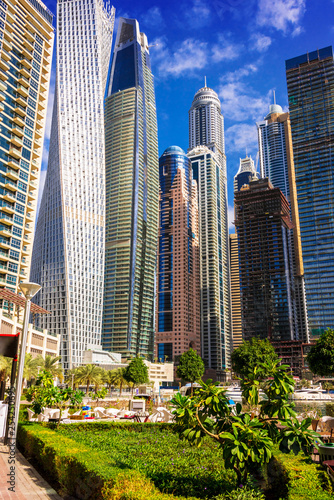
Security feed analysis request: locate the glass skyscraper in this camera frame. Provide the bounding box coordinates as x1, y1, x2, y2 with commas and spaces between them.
233, 156, 258, 194
188, 85, 232, 375
257, 104, 309, 342
0, 0, 54, 294
156, 146, 200, 363
30, 0, 114, 370
286, 47, 334, 336
102, 18, 159, 360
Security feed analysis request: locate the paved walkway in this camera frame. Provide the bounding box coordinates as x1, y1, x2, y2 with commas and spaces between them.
0, 442, 63, 500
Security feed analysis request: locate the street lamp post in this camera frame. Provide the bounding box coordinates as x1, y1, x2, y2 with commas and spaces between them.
11, 283, 41, 445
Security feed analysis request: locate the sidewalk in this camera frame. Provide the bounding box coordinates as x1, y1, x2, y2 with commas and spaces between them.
0, 442, 63, 500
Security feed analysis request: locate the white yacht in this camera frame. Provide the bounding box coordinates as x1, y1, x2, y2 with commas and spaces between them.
291, 388, 333, 401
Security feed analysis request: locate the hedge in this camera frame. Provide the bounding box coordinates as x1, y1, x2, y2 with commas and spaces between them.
17, 423, 199, 500
264, 449, 333, 500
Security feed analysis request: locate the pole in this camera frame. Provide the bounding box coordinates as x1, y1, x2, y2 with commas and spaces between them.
11, 297, 31, 445
4, 356, 17, 445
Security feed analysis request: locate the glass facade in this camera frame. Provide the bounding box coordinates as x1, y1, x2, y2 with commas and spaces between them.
257, 105, 309, 342
0, 0, 54, 295
156, 146, 200, 362
286, 47, 334, 336
233, 156, 258, 194
30, 0, 114, 370
102, 18, 159, 360
188, 86, 232, 374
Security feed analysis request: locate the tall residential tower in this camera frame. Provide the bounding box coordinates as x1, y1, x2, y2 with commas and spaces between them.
0, 0, 54, 294
188, 86, 232, 375
30, 0, 114, 370
102, 18, 159, 360
257, 103, 309, 342
156, 146, 200, 362
285, 47, 334, 336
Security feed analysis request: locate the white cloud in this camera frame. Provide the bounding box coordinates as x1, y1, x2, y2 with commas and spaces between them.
250, 33, 272, 52
228, 205, 235, 231
151, 37, 208, 77
257, 0, 306, 34
218, 63, 271, 122
141, 6, 164, 28
211, 35, 243, 62
225, 123, 259, 154
185, 0, 211, 28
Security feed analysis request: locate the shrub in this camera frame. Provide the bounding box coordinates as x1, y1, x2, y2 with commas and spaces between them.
325, 403, 334, 417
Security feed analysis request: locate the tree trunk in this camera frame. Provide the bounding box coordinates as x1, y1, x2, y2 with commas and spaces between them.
191, 381, 193, 397
120, 382, 123, 397
86, 381, 90, 394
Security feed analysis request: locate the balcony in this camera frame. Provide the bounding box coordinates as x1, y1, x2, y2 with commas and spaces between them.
30, 168, 38, 179
23, 233, 30, 242
19, 65, 30, 79
2, 39, 12, 52
0, 237, 10, 249
15, 94, 27, 107
0, 226, 11, 237
14, 103, 27, 117
34, 127, 42, 137
36, 107, 44, 119
7, 157, 20, 169
0, 81, 6, 93
0, 200, 14, 214
18, 74, 29, 88
0, 263, 8, 271
25, 212, 33, 221
13, 115, 25, 127
25, 30, 35, 43
21, 257, 28, 267
20, 58, 32, 70
0, 213, 13, 225
0, 276, 6, 286
23, 38, 34, 51
39, 91, 47, 101
27, 190, 36, 201
3, 30, 13, 42
37, 99, 46, 110
19, 268, 26, 277
0, 249, 9, 260
0, 70, 8, 82
1, 49, 11, 62
22, 47, 33, 61
0, 90, 5, 102
2, 191, 15, 203
6, 10, 15, 23
8, 146, 22, 159
29, 179, 37, 189
34, 137, 42, 148
25, 223, 32, 233
12, 123, 24, 137
21, 245, 28, 255
0, 58, 10, 72
5, 167, 19, 181
3, 179, 18, 192
17, 84, 29, 98
10, 134, 23, 148
32, 149, 40, 159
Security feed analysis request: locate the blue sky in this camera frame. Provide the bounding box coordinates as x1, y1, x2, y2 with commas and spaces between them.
40, 0, 334, 230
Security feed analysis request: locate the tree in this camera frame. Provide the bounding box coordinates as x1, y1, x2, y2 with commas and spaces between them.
323, 382, 333, 393
23, 353, 41, 388
124, 357, 149, 397
43, 355, 64, 382
231, 338, 278, 379
0, 356, 12, 385
176, 348, 204, 395
171, 359, 318, 486
307, 329, 334, 377
26, 371, 84, 426
73, 364, 103, 394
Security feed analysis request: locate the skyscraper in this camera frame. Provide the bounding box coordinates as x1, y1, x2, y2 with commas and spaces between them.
30, 0, 114, 370
156, 146, 200, 362
0, 0, 54, 294
286, 47, 334, 336
235, 178, 295, 342
188, 85, 232, 375
234, 156, 258, 194
257, 103, 309, 342
102, 18, 159, 360
229, 233, 242, 350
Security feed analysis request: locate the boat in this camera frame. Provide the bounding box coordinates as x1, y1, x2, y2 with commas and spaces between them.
290, 388, 333, 401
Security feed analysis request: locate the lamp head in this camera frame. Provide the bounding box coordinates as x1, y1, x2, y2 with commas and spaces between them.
19, 282, 41, 300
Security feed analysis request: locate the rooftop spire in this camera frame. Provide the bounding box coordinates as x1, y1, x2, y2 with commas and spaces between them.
204, 75, 207, 87
273, 89, 276, 105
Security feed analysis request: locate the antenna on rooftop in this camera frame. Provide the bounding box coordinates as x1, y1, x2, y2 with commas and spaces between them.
273, 89, 276, 105
204, 76, 207, 87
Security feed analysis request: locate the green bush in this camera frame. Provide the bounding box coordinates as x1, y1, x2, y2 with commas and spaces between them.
325, 403, 334, 417
265, 449, 333, 500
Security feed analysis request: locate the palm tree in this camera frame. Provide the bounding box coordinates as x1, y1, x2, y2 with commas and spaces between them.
65, 368, 77, 389
73, 364, 103, 394
111, 367, 128, 396
23, 353, 41, 388
43, 355, 64, 381
103, 369, 117, 396
0, 355, 13, 386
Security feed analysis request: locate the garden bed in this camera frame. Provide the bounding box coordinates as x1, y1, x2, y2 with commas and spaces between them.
17, 422, 333, 500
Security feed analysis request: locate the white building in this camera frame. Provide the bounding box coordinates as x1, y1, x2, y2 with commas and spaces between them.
30, 0, 115, 370
188, 86, 232, 375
